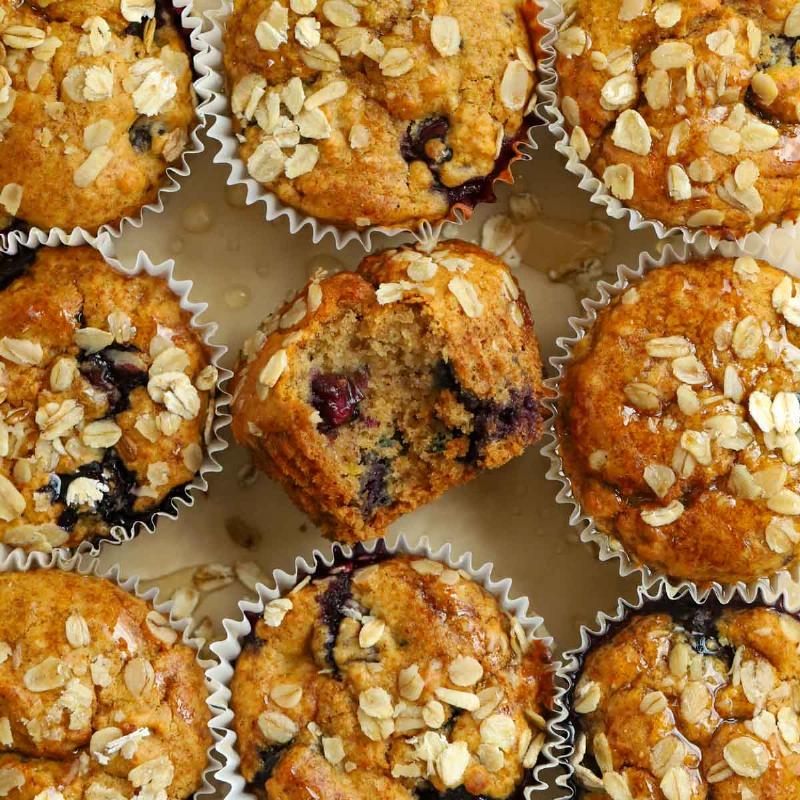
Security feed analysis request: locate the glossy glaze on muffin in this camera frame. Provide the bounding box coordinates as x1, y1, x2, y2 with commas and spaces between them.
232, 552, 553, 799
0, 245, 217, 551
224, 0, 537, 229
553, 0, 800, 236
230, 240, 546, 542
558, 256, 800, 584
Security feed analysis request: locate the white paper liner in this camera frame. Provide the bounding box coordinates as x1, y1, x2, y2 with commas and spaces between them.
207, 534, 564, 799
0, 0, 209, 253
550, 578, 789, 799
540, 238, 789, 597
534, 0, 785, 254
194, 3, 542, 251
0, 547, 225, 800
0, 228, 232, 557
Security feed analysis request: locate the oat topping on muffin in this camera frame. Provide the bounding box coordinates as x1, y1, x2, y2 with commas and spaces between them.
0, 245, 217, 551
571, 599, 800, 800
232, 553, 553, 799
230, 240, 546, 542
553, 0, 800, 236
0, 0, 196, 234
224, 0, 537, 229
0, 569, 212, 799
558, 256, 800, 584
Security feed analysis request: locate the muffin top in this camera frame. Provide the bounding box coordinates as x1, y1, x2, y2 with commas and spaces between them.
0, 0, 196, 234
0, 245, 217, 552
554, 0, 800, 236
571, 601, 800, 800
559, 256, 800, 584
0, 569, 211, 798
231, 554, 553, 799
224, 0, 537, 230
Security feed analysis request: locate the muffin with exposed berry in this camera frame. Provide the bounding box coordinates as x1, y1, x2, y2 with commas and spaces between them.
569, 596, 800, 800
0, 244, 218, 551
0, 568, 212, 798
232, 551, 553, 799
558, 255, 800, 585
552, 0, 800, 236
223, 0, 538, 230
0, 0, 196, 235
230, 240, 547, 542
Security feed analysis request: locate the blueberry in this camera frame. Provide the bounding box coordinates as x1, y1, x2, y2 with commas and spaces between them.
400, 116, 452, 166
317, 571, 353, 669
359, 455, 391, 517
78, 346, 148, 414
0, 246, 36, 291
129, 118, 153, 153
248, 744, 290, 790
310, 368, 368, 432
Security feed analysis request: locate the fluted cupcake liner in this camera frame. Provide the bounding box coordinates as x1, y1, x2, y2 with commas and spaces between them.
550, 578, 788, 799
539, 237, 792, 599
207, 534, 564, 799
0, 228, 232, 557
0, 0, 209, 252
194, 2, 546, 251
0, 547, 227, 800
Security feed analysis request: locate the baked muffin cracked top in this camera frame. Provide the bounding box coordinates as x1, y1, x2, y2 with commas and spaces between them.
570, 599, 800, 800
554, 0, 800, 236
232, 552, 553, 799
0, 245, 218, 552
0, 569, 211, 799
224, 0, 537, 230
0, 0, 196, 234
230, 240, 547, 543
558, 256, 800, 585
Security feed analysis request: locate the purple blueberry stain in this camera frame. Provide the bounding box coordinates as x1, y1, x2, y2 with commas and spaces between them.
359, 455, 392, 518
78, 345, 148, 415
318, 571, 353, 670
310, 368, 368, 432
0, 245, 36, 290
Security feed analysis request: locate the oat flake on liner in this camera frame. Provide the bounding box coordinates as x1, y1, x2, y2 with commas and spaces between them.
535, 0, 786, 255
0, 547, 226, 800
551, 578, 787, 800
0, 228, 232, 557
540, 237, 793, 598
194, 2, 544, 252
0, 0, 209, 253
208, 534, 565, 799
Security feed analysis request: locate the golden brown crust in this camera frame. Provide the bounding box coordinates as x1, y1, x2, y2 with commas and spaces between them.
0, 0, 196, 233
551, 0, 800, 237
573, 604, 800, 800
223, 0, 537, 230
230, 240, 546, 543
232, 554, 553, 800
0, 245, 217, 551
558, 256, 800, 584
0, 569, 212, 799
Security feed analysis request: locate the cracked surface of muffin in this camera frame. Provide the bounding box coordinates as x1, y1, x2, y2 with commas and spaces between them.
230, 240, 546, 543
569, 598, 800, 800
553, 0, 800, 237
0, 0, 196, 234
232, 552, 553, 799
0, 245, 218, 551
0, 568, 212, 799
223, 0, 537, 230
558, 255, 800, 585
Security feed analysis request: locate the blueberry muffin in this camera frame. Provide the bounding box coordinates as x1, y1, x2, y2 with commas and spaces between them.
0, 568, 211, 798
232, 551, 553, 799
553, 0, 800, 237
557, 255, 800, 585
223, 0, 537, 230
0, 244, 218, 551
0, 0, 196, 235
231, 240, 546, 543
570, 597, 800, 800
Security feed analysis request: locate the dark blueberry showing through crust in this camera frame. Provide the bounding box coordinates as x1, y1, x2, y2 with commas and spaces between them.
247, 744, 290, 791
401, 116, 452, 166
78, 346, 148, 415
766, 34, 800, 67
310, 368, 368, 432
359, 455, 391, 518
317, 570, 353, 669
0, 245, 37, 291
129, 118, 153, 153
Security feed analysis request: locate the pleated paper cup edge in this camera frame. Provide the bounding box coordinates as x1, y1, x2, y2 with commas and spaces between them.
0, 228, 233, 559
0, 0, 209, 253
0, 548, 226, 800
206, 533, 565, 799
